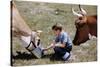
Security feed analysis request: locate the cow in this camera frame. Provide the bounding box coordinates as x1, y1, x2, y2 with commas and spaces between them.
11, 1, 43, 56
72, 7, 97, 45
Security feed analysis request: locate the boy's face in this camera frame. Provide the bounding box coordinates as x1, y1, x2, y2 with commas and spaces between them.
53, 30, 61, 36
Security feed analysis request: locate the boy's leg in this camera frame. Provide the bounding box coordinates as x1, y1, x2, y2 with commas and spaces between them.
53, 47, 66, 59
65, 45, 72, 53
51, 46, 72, 61
62, 52, 71, 61
62, 46, 72, 61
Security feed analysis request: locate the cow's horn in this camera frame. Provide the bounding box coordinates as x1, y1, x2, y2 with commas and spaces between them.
80, 8, 87, 15
72, 8, 83, 17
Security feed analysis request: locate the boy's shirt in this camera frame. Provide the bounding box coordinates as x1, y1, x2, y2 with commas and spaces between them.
54, 31, 72, 47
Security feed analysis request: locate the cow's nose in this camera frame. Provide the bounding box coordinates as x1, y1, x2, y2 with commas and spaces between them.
73, 40, 80, 46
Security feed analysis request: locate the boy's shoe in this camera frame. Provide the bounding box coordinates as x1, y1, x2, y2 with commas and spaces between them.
62, 52, 71, 61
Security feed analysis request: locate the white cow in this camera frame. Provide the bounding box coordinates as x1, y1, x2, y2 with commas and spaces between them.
11, 2, 43, 58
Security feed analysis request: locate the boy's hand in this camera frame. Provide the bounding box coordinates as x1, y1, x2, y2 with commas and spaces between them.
42, 43, 55, 51
55, 43, 61, 47
55, 43, 66, 48
50, 43, 55, 48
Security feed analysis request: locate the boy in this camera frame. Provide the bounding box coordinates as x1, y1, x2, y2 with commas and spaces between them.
44, 23, 72, 61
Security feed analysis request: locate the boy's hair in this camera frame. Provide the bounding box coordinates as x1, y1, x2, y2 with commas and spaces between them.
52, 23, 62, 31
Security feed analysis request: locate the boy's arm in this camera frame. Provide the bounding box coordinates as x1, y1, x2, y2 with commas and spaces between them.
55, 43, 66, 48
43, 42, 55, 51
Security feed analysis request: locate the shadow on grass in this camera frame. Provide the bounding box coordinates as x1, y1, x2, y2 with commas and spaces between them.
12, 51, 64, 61
12, 51, 36, 60
12, 51, 53, 60
42, 53, 64, 61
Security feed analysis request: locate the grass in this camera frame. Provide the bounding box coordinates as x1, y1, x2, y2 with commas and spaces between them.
12, 1, 97, 66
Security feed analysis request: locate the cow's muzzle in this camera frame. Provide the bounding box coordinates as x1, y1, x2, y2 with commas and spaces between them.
73, 40, 80, 46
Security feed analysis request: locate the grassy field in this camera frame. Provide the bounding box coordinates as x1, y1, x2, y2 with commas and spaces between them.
12, 1, 97, 66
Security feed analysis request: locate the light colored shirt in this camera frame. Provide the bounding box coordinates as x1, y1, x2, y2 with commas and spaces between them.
55, 31, 72, 47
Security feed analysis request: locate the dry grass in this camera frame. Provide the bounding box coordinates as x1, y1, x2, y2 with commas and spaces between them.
12, 1, 97, 66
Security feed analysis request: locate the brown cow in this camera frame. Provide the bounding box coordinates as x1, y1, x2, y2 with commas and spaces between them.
72, 8, 97, 45
11, 2, 42, 52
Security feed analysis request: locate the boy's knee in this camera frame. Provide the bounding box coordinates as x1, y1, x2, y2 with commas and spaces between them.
54, 47, 60, 51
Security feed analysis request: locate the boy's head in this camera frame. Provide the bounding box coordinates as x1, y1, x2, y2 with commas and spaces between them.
52, 23, 62, 36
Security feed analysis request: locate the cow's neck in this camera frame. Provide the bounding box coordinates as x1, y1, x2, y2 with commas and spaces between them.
13, 4, 32, 37
87, 24, 97, 37
87, 17, 97, 37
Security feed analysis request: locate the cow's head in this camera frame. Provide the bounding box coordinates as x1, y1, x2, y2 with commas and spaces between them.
72, 8, 90, 45
20, 30, 43, 49
29, 30, 43, 48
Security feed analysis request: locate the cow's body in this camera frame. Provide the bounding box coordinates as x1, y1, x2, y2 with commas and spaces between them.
72, 8, 97, 45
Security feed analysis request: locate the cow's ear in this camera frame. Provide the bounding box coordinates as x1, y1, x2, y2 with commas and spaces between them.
36, 30, 43, 36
